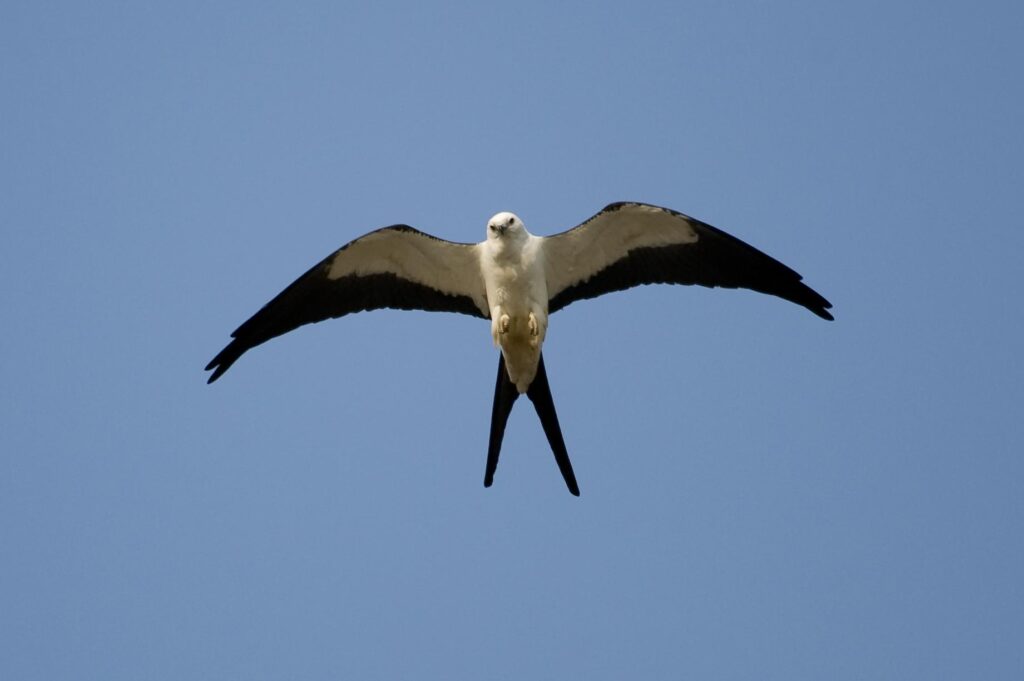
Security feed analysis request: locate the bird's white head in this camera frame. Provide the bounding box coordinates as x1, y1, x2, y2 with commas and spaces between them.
486, 212, 527, 241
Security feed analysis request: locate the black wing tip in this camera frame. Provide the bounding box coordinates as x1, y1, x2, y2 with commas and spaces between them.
204, 340, 245, 384
204, 361, 228, 384
800, 292, 833, 321
777, 275, 833, 322
800, 287, 834, 321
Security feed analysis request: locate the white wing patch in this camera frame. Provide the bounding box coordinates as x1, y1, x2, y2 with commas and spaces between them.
327, 227, 489, 316
542, 203, 699, 300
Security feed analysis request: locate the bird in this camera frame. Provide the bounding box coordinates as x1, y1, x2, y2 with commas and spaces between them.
206, 201, 833, 496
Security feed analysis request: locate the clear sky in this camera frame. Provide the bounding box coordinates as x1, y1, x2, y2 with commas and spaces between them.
2, 1, 1022, 679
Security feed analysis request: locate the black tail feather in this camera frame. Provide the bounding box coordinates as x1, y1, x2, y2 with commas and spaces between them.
484, 352, 581, 496
484, 354, 520, 488
526, 354, 580, 496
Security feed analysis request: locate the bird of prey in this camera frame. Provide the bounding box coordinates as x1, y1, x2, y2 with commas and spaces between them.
206, 201, 833, 495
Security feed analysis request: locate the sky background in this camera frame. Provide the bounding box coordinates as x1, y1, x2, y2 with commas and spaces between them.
2, 1, 1022, 679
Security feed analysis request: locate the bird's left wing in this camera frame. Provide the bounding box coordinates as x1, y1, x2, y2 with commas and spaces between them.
206, 225, 488, 383
543, 202, 833, 319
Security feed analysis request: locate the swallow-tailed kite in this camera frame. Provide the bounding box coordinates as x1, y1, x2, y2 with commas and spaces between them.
206, 201, 833, 495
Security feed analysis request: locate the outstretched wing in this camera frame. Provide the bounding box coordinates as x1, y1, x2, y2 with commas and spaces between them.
206, 225, 489, 383
542, 202, 833, 319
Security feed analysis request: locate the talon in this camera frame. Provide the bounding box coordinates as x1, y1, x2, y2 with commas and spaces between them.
500, 314, 511, 334
528, 313, 539, 337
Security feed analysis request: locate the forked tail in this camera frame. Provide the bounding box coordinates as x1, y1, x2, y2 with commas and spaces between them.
484, 353, 580, 496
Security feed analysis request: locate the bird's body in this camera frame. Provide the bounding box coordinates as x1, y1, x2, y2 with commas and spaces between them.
206, 201, 833, 495
481, 211, 548, 392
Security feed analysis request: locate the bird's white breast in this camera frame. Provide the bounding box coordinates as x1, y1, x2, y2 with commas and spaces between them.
482, 235, 547, 311
481, 234, 549, 392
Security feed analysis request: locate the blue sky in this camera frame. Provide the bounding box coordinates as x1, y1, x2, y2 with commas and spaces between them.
2, 1, 1022, 678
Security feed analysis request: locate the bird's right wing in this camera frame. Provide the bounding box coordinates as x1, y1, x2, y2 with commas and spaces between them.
206, 225, 489, 382
542, 202, 833, 319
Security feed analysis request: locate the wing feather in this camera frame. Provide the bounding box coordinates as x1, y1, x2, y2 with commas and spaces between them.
543, 202, 833, 319
206, 225, 488, 382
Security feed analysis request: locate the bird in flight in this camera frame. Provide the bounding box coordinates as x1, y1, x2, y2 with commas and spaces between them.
206, 201, 833, 495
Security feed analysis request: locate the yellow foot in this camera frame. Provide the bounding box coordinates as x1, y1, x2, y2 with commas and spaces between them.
492, 313, 511, 346
528, 312, 541, 347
